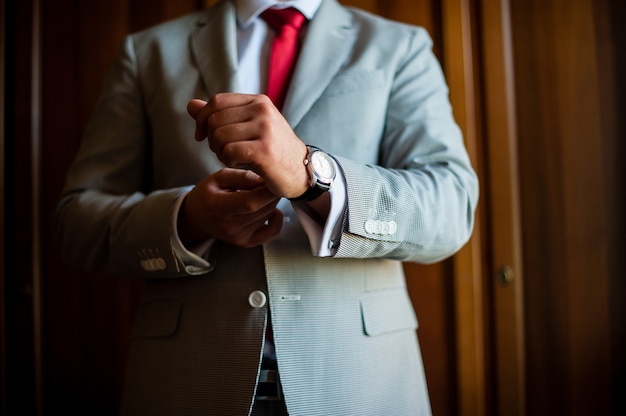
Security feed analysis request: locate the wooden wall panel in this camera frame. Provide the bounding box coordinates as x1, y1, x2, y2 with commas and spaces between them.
340, 0, 377, 12
0, 0, 6, 411
378, 0, 441, 53
38, 1, 202, 414
510, 0, 619, 414
606, 2, 626, 412
479, 0, 525, 414
440, 1, 489, 415
4, 0, 43, 414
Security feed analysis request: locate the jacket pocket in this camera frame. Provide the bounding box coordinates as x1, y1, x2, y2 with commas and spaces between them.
130, 298, 181, 339
360, 288, 418, 336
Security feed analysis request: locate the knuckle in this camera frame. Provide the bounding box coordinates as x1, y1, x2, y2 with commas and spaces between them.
241, 198, 261, 213
257, 117, 273, 132
207, 112, 220, 130
220, 144, 237, 166
256, 94, 271, 105
209, 93, 225, 107
258, 101, 274, 116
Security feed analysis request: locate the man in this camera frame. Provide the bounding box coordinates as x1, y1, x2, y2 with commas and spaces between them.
55, 0, 479, 414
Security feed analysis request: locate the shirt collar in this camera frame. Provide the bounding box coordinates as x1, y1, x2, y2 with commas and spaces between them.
234, 0, 323, 27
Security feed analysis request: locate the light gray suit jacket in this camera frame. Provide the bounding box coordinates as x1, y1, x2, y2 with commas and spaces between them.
55, 0, 479, 414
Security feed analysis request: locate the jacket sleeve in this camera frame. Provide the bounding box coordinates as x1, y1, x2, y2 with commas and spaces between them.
333, 27, 479, 264
55, 36, 197, 278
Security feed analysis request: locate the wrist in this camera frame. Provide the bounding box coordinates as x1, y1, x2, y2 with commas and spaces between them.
177, 196, 205, 247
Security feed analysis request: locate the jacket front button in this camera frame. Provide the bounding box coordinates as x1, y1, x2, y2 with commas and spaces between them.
248, 290, 267, 309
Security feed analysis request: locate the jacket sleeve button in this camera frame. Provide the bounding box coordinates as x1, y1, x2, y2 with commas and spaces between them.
388, 221, 398, 235
248, 290, 267, 308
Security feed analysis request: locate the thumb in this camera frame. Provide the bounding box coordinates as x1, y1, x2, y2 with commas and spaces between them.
187, 98, 209, 141
187, 98, 207, 119
216, 168, 265, 191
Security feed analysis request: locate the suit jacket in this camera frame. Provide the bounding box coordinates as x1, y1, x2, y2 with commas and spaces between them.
55, 0, 479, 414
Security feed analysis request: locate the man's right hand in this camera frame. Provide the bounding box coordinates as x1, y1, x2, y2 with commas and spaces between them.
177, 168, 283, 248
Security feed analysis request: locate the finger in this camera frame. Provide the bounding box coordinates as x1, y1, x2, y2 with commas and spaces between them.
227, 199, 280, 233
210, 170, 280, 216
189, 94, 257, 142
214, 168, 265, 191
214, 197, 280, 245
188, 96, 252, 142
207, 100, 266, 150
187, 98, 207, 119
222, 187, 280, 217
205, 94, 274, 143
211, 124, 260, 166
207, 92, 260, 113
187, 99, 208, 141
248, 209, 284, 246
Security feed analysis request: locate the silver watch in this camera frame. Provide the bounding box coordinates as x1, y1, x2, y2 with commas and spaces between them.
289, 146, 336, 202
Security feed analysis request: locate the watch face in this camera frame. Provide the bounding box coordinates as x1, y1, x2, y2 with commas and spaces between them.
310, 151, 335, 182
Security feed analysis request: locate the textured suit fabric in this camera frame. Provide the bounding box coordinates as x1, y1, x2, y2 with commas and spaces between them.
55, 0, 479, 415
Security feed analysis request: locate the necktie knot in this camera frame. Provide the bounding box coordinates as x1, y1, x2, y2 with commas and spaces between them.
261, 7, 306, 33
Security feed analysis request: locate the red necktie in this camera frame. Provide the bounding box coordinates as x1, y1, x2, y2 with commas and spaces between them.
261, 8, 306, 110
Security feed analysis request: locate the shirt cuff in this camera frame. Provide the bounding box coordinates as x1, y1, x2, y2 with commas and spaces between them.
292, 158, 346, 257
171, 187, 215, 275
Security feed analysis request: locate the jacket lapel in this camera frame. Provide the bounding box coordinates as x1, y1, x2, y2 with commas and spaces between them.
282, 0, 357, 128
190, 0, 241, 97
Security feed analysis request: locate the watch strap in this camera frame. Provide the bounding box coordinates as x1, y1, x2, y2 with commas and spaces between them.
288, 183, 327, 202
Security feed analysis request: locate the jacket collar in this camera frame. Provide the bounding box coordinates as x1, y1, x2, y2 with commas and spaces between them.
234, 0, 323, 26
191, 0, 241, 97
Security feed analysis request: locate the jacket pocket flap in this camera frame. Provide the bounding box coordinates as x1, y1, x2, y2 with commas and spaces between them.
322, 70, 385, 98
360, 289, 418, 336
131, 298, 181, 339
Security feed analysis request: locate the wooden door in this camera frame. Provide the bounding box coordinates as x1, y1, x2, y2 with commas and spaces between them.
510, 0, 625, 414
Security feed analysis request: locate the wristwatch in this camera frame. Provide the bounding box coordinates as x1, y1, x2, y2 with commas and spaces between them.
289, 146, 336, 202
